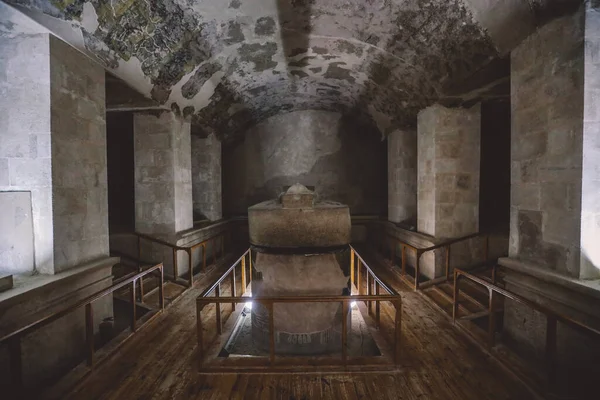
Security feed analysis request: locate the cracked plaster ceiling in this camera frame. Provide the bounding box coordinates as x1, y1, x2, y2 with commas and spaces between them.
3, 0, 581, 141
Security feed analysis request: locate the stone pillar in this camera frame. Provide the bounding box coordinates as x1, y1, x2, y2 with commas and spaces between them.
387, 129, 417, 227
0, 34, 109, 275
508, 3, 599, 280
191, 133, 222, 221
133, 111, 193, 235
501, 4, 600, 384
417, 103, 481, 278
133, 111, 193, 277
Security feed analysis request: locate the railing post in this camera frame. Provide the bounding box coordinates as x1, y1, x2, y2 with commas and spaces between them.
241, 255, 246, 295
230, 268, 236, 311
445, 246, 451, 282
394, 299, 402, 365
414, 249, 421, 291
342, 300, 348, 364
452, 270, 459, 323
488, 288, 495, 348
202, 243, 207, 271
249, 249, 253, 284
172, 247, 179, 281
356, 257, 361, 294
546, 316, 558, 391
159, 265, 165, 310
491, 264, 497, 285
375, 281, 381, 328
366, 271, 372, 310
197, 302, 204, 369
9, 337, 22, 393
131, 279, 137, 333
85, 303, 94, 368
215, 284, 222, 334
187, 249, 193, 287
350, 248, 355, 289
268, 302, 275, 365
401, 244, 406, 276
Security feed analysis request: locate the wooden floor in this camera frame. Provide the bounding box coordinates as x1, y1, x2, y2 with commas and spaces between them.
55, 250, 536, 400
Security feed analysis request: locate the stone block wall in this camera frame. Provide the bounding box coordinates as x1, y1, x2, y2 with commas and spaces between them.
510, 7, 585, 277
134, 111, 193, 235
0, 34, 53, 275
49, 36, 109, 273
387, 129, 417, 227
223, 110, 387, 216
192, 133, 222, 221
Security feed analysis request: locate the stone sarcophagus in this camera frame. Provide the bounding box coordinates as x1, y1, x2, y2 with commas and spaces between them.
248, 184, 351, 354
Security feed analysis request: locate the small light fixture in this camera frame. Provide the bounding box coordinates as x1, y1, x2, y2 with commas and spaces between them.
245, 301, 253, 310
351, 301, 357, 308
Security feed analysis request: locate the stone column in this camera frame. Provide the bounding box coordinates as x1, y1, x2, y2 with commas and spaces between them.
133, 111, 193, 235
501, 3, 600, 379
417, 103, 481, 278
508, 3, 600, 280
387, 129, 417, 227
191, 133, 222, 221
133, 111, 193, 277
0, 34, 109, 275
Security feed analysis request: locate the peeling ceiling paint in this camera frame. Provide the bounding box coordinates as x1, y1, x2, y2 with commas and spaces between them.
4, 0, 575, 141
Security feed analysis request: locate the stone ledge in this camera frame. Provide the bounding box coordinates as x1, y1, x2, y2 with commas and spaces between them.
0, 256, 118, 312
499, 257, 600, 301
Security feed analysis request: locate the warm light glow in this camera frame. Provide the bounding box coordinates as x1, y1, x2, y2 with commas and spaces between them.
245, 301, 253, 310
351, 301, 357, 308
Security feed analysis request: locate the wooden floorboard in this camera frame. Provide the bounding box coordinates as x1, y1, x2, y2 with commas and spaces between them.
53, 247, 537, 400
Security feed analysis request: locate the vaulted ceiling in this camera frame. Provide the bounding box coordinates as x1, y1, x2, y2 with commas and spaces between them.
3, 0, 580, 140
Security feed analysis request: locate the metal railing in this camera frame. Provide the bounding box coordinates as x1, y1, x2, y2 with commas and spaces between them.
0, 263, 164, 393
134, 230, 229, 290
196, 247, 402, 370
378, 230, 490, 290
453, 268, 600, 387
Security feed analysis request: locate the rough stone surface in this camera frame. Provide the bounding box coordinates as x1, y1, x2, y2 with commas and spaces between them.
50, 35, 109, 273
0, 192, 34, 275
417, 103, 481, 278
0, 33, 109, 275
7, 0, 503, 140
134, 111, 193, 235
510, 6, 586, 278
248, 193, 351, 249
191, 133, 222, 221
387, 129, 417, 227
417, 103, 481, 238
581, 2, 600, 280
223, 110, 387, 216
0, 33, 53, 275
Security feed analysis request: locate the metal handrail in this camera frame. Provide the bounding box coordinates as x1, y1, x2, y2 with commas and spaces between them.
133, 228, 230, 288
196, 247, 403, 369
453, 268, 600, 387
0, 263, 165, 392
380, 230, 490, 290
